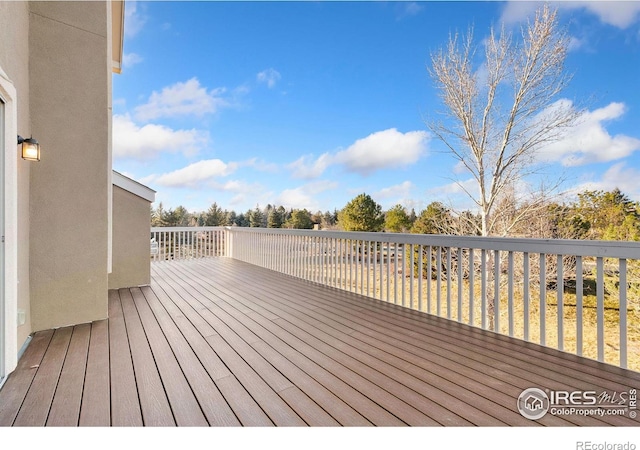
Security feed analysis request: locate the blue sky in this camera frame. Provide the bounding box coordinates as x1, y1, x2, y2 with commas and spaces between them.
113, 1, 640, 215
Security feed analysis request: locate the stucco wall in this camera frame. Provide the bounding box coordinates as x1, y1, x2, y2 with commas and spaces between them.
109, 185, 152, 289
28, 1, 111, 330
0, 1, 33, 349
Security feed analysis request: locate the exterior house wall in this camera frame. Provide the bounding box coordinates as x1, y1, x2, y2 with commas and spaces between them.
109, 183, 154, 290
28, 1, 112, 331
0, 1, 33, 355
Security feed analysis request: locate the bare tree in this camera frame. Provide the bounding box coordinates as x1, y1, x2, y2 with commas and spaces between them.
429, 5, 580, 237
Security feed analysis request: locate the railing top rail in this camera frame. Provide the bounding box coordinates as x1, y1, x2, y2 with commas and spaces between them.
151, 226, 227, 233
225, 226, 640, 259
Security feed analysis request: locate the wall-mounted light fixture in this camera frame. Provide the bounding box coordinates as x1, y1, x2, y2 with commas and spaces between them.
17, 135, 41, 161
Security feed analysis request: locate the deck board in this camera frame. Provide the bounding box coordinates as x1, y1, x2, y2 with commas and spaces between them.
108, 289, 143, 426
79, 320, 110, 426
1, 257, 639, 427
13, 327, 72, 426
0, 329, 53, 426
46, 323, 91, 426
118, 288, 175, 426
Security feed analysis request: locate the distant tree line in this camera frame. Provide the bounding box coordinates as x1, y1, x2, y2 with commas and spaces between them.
151, 202, 339, 230
151, 188, 640, 241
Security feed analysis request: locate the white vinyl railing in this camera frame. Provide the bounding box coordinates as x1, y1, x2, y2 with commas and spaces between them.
150, 227, 227, 262
150, 226, 640, 371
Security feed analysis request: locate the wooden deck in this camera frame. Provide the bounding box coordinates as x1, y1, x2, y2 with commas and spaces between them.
1, 257, 639, 426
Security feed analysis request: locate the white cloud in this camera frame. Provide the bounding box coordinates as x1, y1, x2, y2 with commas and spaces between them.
124, 1, 147, 38
375, 181, 414, 200
277, 188, 317, 211
501, 1, 640, 29
275, 180, 338, 211
570, 162, 640, 201
112, 114, 208, 160
288, 153, 334, 179
134, 78, 230, 121
122, 53, 143, 68
290, 128, 430, 179
567, 36, 586, 52
257, 68, 282, 89
429, 178, 478, 197
374, 181, 416, 210
572, 1, 640, 29
537, 102, 640, 166
335, 129, 429, 176
241, 157, 280, 173
396, 2, 423, 20
150, 159, 238, 188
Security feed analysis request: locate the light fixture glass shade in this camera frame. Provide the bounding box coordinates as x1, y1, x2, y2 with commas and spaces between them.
21, 138, 40, 161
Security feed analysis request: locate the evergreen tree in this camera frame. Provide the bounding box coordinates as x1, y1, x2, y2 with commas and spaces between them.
338, 193, 384, 232
250, 206, 265, 227
205, 202, 226, 226
384, 204, 412, 233
267, 207, 284, 228
285, 209, 314, 229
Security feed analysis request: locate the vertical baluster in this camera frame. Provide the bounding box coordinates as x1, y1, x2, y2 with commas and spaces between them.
318, 235, 322, 283
377, 242, 384, 300
481, 249, 487, 329
619, 258, 627, 369
401, 244, 406, 307
299, 233, 303, 276
469, 248, 474, 326
362, 240, 366, 295
367, 241, 372, 297
508, 251, 514, 337
596, 256, 604, 362
457, 248, 463, 322
437, 247, 442, 316
523, 252, 530, 341
321, 235, 325, 285
557, 254, 564, 351
352, 239, 356, 292
427, 246, 432, 314
394, 242, 398, 303
386, 242, 390, 302
410, 244, 415, 310
369, 241, 378, 298
310, 235, 314, 282
286, 234, 290, 276
355, 240, 360, 294
446, 247, 451, 319
314, 235, 318, 282
494, 249, 500, 333
576, 256, 583, 357
540, 253, 546, 346
418, 245, 423, 312
339, 239, 343, 289
334, 237, 338, 288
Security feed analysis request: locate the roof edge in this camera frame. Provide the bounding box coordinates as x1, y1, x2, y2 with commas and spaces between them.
112, 170, 156, 203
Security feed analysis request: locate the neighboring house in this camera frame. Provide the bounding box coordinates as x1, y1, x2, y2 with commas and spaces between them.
0, 1, 152, 384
